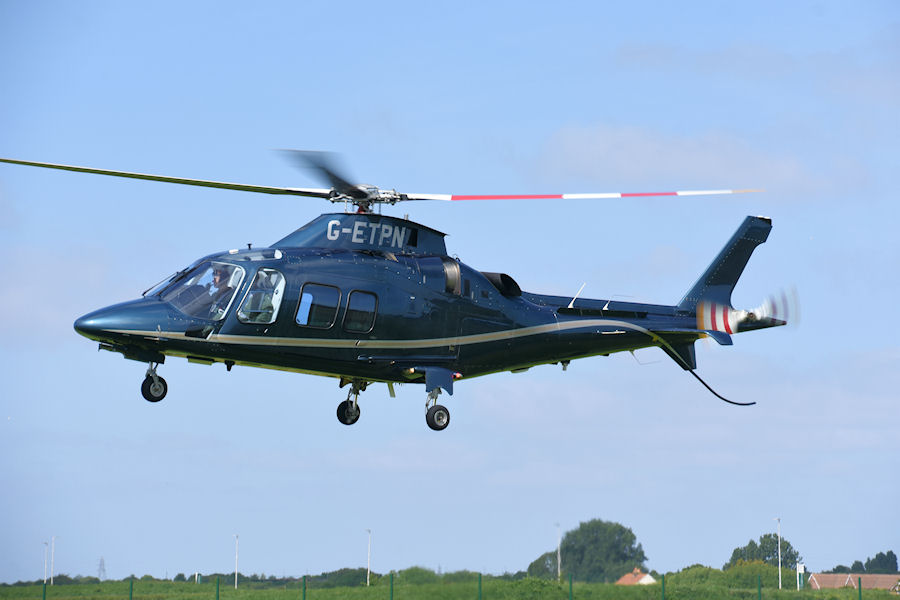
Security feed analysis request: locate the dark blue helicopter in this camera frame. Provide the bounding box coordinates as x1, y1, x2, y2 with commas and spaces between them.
0, 153, 790, 430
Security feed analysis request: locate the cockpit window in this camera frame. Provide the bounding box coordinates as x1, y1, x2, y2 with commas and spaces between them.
237, 268, 286, 324
161, 261, 245, 321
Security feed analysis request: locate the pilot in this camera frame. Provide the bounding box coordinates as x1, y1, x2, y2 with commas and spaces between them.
208, 266, 234, 319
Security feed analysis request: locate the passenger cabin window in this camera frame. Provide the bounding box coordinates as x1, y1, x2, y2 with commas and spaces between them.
161, 261, 245, 321
343, 291, 377, 333
296, 283, 340, 328
238, 268, 285, 324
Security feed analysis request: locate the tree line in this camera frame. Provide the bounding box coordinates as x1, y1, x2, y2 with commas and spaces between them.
4, 519, 895, 588
825, 551, 898, 574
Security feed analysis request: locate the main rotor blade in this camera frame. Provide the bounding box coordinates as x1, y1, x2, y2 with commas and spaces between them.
402, 189, 763, 201
280, 150, 368, 200
1, 156, 762, 205
0, 157, 333, 198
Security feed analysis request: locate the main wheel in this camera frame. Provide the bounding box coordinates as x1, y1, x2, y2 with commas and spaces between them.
336, 399, 361, 425
141, 375, 167, 402
426, 404, 450, 431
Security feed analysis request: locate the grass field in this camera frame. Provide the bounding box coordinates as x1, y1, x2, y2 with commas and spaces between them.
2, 578, 897, 600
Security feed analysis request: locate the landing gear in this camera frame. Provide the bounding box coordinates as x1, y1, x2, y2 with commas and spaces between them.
336, 399, 360, 425
336, 379, 365, 425
426, 404, 450, 431
425, 388, 450, 431
141, 363, 167, 402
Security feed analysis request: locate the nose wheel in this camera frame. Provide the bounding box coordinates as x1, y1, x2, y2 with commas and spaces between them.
141, 363, 167, 402
336, 399, 361, 425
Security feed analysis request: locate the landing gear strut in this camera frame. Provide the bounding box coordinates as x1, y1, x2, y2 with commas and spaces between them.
336, 379, 365, 425
141, 362, 167, 402
425, 388, 450, 431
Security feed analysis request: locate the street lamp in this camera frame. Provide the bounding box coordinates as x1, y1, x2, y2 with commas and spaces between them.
366, 530, 372, 587
50, 537, 56, 586
233, 535, 239, 589
774, 518, 782, 589
43, 542, 48, 584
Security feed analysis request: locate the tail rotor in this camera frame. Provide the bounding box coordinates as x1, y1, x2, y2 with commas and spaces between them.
753, 286, 800, 325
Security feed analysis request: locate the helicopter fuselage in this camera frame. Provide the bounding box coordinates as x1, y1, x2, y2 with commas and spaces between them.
75, 230, 681, 386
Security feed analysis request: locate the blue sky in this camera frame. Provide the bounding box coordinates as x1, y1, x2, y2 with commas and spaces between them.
1, 0, 898, 584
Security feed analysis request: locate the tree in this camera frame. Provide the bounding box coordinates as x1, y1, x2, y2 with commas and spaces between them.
851, 560, 865, 573
528, 519, 646, 583
396, 567, 439, 585
864, 551, 898, 574
724, 533, 801, 570
526, 551, 557, 579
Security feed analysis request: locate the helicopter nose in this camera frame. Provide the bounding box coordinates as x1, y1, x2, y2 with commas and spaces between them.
74, 307, 120, 341
75, 299, 174, 343
74, 300, 158, 341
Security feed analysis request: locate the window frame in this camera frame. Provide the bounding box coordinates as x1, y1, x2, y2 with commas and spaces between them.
236, 267, 286, 325
342, 290, 378, 334
294, 282, 342, 329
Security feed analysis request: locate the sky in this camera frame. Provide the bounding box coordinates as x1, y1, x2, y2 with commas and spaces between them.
1, 0, 898, 584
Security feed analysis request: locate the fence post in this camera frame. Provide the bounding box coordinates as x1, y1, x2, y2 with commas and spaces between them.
757, 575, 761, 600
302, 575, 306, 600
42, 582, 46, 600
390, 573, 393, 600
129, 578, 133, 600
478, 573, 482, 600
569, 573, 573, 600
661, 574, 665, 600
858, 577, 862, 600
216, 577, 219, 600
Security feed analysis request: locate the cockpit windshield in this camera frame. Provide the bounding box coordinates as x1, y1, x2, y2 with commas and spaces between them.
160, 261, 245, 321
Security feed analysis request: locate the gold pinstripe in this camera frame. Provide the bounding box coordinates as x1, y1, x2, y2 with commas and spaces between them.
108, 318, 653, 350
107, 317, 697, 368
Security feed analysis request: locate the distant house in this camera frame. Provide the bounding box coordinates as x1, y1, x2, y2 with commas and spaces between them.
808, 573, 900, 592
615, 567, 656, 586
808, 573, 851, 589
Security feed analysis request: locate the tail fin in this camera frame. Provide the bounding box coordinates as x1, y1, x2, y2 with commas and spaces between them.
677, 216, 772, 311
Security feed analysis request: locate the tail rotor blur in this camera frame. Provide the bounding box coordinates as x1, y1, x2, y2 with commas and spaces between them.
749, 286, 800, 327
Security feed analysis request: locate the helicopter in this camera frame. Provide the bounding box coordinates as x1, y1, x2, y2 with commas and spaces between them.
0, 153, 789, 430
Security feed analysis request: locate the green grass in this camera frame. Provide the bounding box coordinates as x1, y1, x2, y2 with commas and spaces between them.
3, 578, 898, 600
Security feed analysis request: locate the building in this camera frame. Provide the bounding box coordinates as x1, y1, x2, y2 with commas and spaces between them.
615, 567, 657, 586
808, 573, 900, 592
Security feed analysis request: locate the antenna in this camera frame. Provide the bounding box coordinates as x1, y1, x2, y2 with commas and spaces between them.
567, 283, 586, 309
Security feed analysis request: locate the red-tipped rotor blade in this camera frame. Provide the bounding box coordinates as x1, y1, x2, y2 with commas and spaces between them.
404, 189, 762, 201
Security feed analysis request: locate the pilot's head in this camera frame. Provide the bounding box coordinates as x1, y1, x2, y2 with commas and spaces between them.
212, 267, 230, 289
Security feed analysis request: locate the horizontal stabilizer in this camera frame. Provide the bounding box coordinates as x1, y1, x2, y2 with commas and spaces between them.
654, 327, 733, 346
